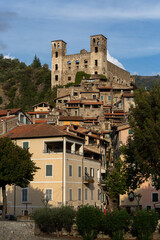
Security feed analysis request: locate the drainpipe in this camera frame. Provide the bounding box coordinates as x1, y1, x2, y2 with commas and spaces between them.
63, 137, 66, 205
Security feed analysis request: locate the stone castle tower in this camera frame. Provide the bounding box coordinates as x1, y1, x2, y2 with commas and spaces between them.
51, 34, 131, 87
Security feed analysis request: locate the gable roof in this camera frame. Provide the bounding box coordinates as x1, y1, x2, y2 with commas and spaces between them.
2, 123, 84, 141
0, 108, 22, 117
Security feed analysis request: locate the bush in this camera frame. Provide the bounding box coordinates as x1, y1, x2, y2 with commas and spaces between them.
131, 210, 158, 240
76, 205, 103, 240
33, 206, 75, 236
102, 209, 130, 240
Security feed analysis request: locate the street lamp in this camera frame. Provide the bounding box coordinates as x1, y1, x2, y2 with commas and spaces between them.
134, 193, 142, 209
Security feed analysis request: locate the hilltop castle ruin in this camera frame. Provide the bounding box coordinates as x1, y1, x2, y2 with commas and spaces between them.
51, 34, 132, 87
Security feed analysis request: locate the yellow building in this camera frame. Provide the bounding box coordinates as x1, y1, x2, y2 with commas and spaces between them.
1, 123, 102, 216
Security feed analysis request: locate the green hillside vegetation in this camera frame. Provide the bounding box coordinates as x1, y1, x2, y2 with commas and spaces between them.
134, 75, 160, 89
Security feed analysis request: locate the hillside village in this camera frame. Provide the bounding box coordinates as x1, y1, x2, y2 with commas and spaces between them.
0, 34, 160, 217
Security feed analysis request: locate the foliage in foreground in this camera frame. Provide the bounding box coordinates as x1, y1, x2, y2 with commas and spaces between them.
102, 209, 130, 240
131, 210, 158, 240
33, 206, 75, 236
0, 137, 38, 219
76, 205, 103, 240
122, 83, 160, 190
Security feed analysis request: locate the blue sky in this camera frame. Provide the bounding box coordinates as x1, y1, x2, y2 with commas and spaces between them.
1, 0, 160, 76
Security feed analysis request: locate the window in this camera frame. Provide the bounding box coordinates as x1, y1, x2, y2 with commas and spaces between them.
85, 167, 87, 174
55, 64, 58, 70
114, 97, 118, 102
90, 168, 94, 177
152, 193, 158, 202
100, 96, 104, 101
20, 114, 24, 124
54, 43, 56, 48
85, 189, 88, 200
95, 71, 98, 74
45, 189, 52, 200
55, 52, 58, 58
95, 60, 98, 66
147, 206, 151, 210
78, 188, 81, 201
91, 190, 93, 200
95, 47, 98, 53
23, 142, 29, 150
68, 76, 71, 81
67, 61, 71, 65
69, 165, 72, 177
93, 95, 97, 99
84, 60, 88, 64
57, 43, 60, 48
69, 189, 72, 201
108, 95, 111, 100
76, 60, 79, 64
46, 165, 52, 177
39, 114, 46, 118
75, 110, 78, 116
98, 189, 100, 200
93, 38, 95, 43
64, 100, 68, 103
74, 92, 78, 96
55, 75, 58, 81
22, 188, 28, 202
78, 166, 81, 177
129, 129, 133, 135
58, 100, 62, 103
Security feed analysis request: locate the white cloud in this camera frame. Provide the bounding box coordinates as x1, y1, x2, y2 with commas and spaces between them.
4, 54, 15, 60
132, 72, 139, 76
107, 50, 125, 70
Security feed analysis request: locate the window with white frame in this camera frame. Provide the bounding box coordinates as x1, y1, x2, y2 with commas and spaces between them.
152, 193, 158, 202
46, 165, 52, 177
78, 166, 81, 177
98, 189, 100, 200
90, 168, 94, 177
45, 189, 52, 201
23, 142, 29, 150
69, 165, 72, 177
78, 188, 81, 201
69, 189, 72, 201
91, 190, 93, 200
85, 188, 88, 200
100, 96, 104, 101
22, 188, 28, 202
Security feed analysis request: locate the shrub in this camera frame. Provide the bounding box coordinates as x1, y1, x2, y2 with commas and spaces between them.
131, 210, 158, 240
76, 205, 103, 240
33, 206, 75, 236
102, 209, 130, 240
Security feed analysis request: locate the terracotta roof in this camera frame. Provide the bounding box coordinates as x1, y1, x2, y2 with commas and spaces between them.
27, 111, 49, 114
54, 94, 70, 100
84, 101, 103, 105
84, 117, 97, 120
0, 116, 17, 121
2, 123, 84, 140
31, 119, 47, 124
80, 91, 99, 93
0, 108, 21, 116
59, 116, 84, 121
122, 93, 134, 98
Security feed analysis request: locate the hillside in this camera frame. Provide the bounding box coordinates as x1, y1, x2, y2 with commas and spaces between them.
134, 75, 160, 89
0, 54, 56, 111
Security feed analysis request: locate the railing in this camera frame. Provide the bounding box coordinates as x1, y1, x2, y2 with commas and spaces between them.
43, 148, 83, 156
83, 175, 94, 184
66, 149, 83, 156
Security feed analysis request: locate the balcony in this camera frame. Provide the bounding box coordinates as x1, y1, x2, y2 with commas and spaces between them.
83, 174, 94, 184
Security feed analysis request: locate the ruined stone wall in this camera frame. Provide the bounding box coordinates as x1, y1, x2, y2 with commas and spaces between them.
107, 61, 130, 86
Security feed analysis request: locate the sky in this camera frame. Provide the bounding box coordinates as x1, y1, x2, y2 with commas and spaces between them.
0, 0, 160, 76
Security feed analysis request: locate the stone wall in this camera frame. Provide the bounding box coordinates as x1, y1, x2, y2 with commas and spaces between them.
0, 220, 160, 240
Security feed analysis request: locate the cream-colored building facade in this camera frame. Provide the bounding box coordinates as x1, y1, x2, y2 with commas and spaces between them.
0, 124, 102, 216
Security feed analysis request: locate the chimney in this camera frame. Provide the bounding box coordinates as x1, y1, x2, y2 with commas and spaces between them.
2, 120, 7, 134
7, 110, 10, 116
33, 114, 36, 124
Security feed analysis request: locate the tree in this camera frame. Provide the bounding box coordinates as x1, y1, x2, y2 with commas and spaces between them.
105, 159, 127, 209
0, 137, 39, 219
31, 55, 41, 68
122, 83, 160, 190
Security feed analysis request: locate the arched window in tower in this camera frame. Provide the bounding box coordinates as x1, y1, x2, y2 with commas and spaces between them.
67, 61, 71, 65
54, 43, 56, 48
93, 38, 95, 43
55, 75, 58, 81
76, 60, 79, 65
97, 41, 100, 46
84, 60, 88, 64
55, 64, 58, 70
55, 52, 58, 58
57, 43, 60, 48
95, 47, 98, 53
